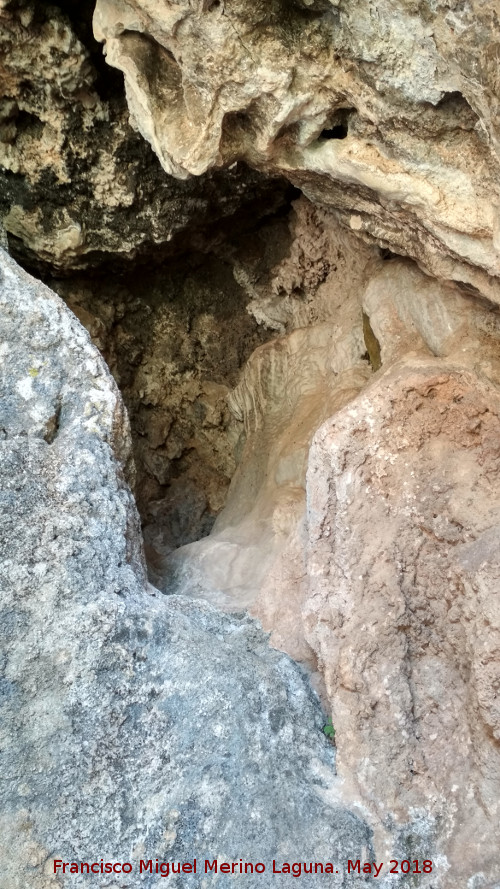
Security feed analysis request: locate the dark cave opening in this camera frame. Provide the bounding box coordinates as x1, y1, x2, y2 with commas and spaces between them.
320, 123, 348, 140
319, 108, 355, 141
32, 183, 300, 585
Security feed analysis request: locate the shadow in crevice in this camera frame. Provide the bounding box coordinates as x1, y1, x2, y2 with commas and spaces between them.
319, 108, 356, 141
362, 311, 382, 372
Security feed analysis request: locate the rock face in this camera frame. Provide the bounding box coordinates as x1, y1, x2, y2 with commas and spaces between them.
166, 215, 500, 882
3, 0, 500, 886
94, 0, 500, 302
0, 248, 375, 888
306, 359, 500, 886
0, 0, 288, 269
166, 200, 500, 607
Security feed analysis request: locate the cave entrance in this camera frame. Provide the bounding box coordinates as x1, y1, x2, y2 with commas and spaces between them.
41, 193, 295, 584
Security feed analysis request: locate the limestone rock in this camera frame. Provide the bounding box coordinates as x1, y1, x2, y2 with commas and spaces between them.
0, 1, 288, 269
162, 237, 500, 882
0, 248, 374, 888
304, 358, 500, 886
94, 0, 500, 301
163, 205, 375, 641
47, 197, 376, 577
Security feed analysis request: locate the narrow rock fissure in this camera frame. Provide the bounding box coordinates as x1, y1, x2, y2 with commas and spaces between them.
36, 187, 299, 579
43, 398, 62, 445
362, 311, 382, 372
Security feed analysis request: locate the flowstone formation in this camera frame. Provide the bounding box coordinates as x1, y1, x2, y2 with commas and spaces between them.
0, 249, 375, 889
2, 0, 500, 886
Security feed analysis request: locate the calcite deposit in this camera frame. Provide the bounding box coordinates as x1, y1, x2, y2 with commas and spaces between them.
94, 0, 500, 302
166, 199, 376, 640
2, 0, 500, 886
0, 0, 288, 269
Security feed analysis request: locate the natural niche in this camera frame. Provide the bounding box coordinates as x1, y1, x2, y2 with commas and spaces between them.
1, 1, 500, 887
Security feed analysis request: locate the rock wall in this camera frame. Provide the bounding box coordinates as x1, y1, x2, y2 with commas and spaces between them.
2, 0, 500, 885
166, 203, 500, 882
94, 0, 500, 302
0, 248, 375, 889
166, 199, 376, 643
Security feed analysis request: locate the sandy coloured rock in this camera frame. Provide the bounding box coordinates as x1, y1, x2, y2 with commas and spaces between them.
304, 358, 500, 886
94, 0, 500, 301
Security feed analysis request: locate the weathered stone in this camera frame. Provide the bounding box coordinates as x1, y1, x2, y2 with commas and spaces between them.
0, 1, 289, 269
304, 358, 500, 886
0, 248, 374, 888
165, 214, 500, 657
48, 207, 295, 563
46, 197, 375, 570
94, 0, 500, 301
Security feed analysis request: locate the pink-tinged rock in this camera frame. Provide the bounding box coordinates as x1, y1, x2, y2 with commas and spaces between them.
304, 358, 500, 885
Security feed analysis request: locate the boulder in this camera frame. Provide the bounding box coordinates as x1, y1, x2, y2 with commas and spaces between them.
0, 248, 373, 887
305, 358, 500, 886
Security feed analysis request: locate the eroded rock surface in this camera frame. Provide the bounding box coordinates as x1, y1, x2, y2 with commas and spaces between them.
0, 0, 288, 269
166, 210, 500, 883
167, 202, 500, 630
0, 249, 374, 888
305, 359, 500, 886
94, 0, 500, 302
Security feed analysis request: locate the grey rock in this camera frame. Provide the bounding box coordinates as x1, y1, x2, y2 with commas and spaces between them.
0, 250, 373, 888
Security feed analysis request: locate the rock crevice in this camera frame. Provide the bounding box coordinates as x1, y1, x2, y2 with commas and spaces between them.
2, 0, 500, 885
